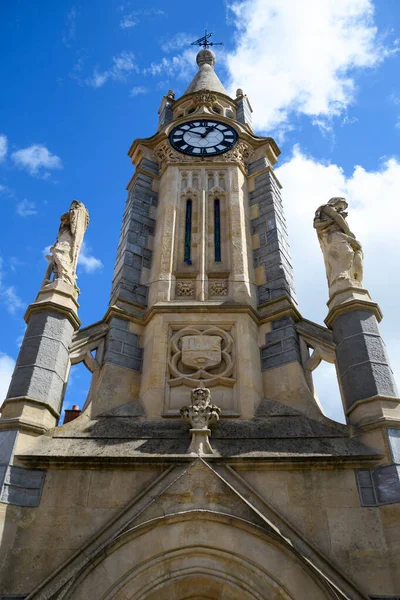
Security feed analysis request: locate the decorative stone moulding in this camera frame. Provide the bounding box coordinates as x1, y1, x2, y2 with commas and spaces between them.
153, 139, 254, 172
209, 279, 228, 297
180, 385, 220, 454
176, 279, 195, 298
168, 326, 235, 388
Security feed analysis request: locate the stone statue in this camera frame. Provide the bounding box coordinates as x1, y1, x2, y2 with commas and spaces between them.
180, 386, 221, 454
181, 386, 220, 430
45, 200, 89, 289
313, 197, 363, 296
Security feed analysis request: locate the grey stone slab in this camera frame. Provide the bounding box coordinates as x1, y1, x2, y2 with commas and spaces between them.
248, 157, 268, 174
336, 333, 391, 378
0, 431, 18, 464
122, 343, 142, 359
332, 310, 380, 342
0, 466, 6, 489
272, 316, 296, 330
7, 364, 65, 411
388, 428, 400, 464
139, 158, 159, 174
261, 341, 282, 358
265, 325, 296, 344
16, 336, 70, 379
109, 328, 137, 344
340, 361, 398, 408
104, 350, 142, 372
261, 347, 301, 370
0, 465, 45, 507
4, 465, 44, 488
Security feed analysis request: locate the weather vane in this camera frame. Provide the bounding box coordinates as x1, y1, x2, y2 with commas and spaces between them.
191, 29, 223, 49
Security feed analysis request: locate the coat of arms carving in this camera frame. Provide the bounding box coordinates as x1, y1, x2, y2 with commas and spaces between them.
168, 326, 234, 388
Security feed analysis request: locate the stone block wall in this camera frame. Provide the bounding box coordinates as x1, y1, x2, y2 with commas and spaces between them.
248, 166, 297, 306
110, 158, 158, 309
104, 317, 143, 372
260, 316, 301, 371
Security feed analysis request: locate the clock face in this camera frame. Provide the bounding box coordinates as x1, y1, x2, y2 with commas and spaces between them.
169, 119, 238, 156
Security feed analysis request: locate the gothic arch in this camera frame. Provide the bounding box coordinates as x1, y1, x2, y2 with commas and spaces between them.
64, 511, 337, 600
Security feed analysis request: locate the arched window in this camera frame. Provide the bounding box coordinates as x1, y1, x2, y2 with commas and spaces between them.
214, 199, 221, 262
184, 199, 192, 264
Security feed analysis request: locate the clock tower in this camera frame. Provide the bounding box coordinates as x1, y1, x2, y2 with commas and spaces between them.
106, 45, 294, 421
1, 42, 400, 600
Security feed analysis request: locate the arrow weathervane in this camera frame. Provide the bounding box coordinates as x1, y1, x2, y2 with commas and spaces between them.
191, 29, 223, 49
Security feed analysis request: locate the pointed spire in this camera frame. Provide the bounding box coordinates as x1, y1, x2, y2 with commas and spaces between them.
184, 49, 229, 96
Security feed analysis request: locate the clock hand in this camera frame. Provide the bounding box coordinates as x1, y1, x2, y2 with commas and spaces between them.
201, 126, 216, 138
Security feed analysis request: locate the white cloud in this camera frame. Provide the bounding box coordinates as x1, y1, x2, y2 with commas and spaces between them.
120, 14, 138, 29
226, 0, 395, 131
0, 257, 24, 315
120, 7, 165, 28
0, 134, 7, 162
160, 32, 194, 53
130, 86, 148, 97
0, 352, 15, 402
144, 48, 197, 81
275, 147, 400, 421
78, 241, 103, 273
11, 144, 62, 176
62, 6, 77, 47
16, 199, 37, 217
86, 52, 137, 88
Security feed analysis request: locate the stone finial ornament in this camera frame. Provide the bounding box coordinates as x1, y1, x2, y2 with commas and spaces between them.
313, 197, 363, 297
45, 200, 89, 289
180, 386, 221, 455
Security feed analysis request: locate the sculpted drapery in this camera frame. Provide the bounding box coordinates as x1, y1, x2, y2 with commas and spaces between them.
45, 200, 89, 288
313, 197, 363, 296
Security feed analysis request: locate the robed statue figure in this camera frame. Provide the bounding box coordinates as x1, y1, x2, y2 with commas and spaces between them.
313, 197, 363, 297
44, 200, 89, 289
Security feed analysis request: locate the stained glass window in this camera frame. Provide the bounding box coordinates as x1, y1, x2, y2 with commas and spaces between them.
214, 199, 221, 262
184, 199, 192, 264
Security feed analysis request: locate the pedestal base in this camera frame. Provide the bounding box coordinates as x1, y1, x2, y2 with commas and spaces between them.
187, 429, 214, 455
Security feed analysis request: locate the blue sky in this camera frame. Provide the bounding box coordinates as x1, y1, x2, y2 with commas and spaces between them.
1, 0, 400, 422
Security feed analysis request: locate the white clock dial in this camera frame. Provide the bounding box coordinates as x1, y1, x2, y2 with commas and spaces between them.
169, 119, 238, 156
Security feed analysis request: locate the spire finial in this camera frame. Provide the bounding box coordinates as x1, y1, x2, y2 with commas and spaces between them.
191, 29, 223, 50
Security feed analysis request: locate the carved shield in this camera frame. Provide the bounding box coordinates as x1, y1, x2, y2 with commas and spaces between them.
181, 335, 222, 370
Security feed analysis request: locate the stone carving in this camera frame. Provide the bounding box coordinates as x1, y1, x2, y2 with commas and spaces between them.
176, 279, 195, 297
168, 326, 234, 387
154, 140, 254, 172
180, 386, 220, 454
192, 91, 218, 106
314, 198, 363, 296
44, 201, 89, 289
209, 279, 228, 297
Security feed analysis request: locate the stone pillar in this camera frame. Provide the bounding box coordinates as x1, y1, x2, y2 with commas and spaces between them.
0, 280, 80, 433
235, 90, 253, 128
248, 164, 297, 307
325, 288, 400, 427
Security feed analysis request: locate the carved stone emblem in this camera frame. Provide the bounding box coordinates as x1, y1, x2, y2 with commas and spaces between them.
180, 386, 221, 454
181, 335, 222, 370
209, 279, 228, 297
168, 326, 234, 387
176, 279, 195, 297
